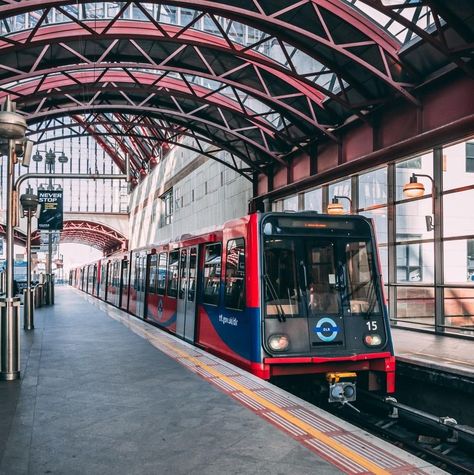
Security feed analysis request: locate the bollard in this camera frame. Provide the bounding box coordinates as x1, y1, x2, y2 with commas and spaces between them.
38, 284, 45, 307
0, 297, 21, 380
23, 287, 34, 330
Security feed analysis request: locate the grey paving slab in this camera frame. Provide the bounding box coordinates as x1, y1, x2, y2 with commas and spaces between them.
0, 288, 341, 475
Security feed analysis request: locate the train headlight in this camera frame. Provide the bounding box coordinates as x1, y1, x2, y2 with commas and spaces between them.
364, 334, 382, 346
268, 334, 289, 352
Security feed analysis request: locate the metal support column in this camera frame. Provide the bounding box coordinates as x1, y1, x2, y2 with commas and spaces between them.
21, 186, 39, 330
24, 210, 34, 329
0, 139, 20, 380
433, 147, 444, 333
387, 163, 397, 323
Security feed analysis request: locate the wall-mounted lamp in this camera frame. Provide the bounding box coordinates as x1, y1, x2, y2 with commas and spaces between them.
403, 173, 435, 231
327, 195, 352, 215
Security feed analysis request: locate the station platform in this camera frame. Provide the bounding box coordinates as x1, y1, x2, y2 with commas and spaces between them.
392, 328, 474, 379
1, 289, 445, 475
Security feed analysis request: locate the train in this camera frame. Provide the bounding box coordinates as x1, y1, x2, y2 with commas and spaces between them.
71, 212, 395, 403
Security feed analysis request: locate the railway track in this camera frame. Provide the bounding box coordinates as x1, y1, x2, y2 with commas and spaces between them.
330, 391, 474, 474
274, 378, 474, 474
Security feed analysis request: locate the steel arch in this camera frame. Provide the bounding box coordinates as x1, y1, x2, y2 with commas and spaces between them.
31, 220, 127, 253
32, 118, 257, 181
0, 0, 418, 105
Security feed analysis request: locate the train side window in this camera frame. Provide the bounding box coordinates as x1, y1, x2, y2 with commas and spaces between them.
122, 260, 129, 288
225, 238, 246, 310
203, 243, 222, 306
157, 252, 167, 295
148, 255, 157, 294
167, 251, 180, 298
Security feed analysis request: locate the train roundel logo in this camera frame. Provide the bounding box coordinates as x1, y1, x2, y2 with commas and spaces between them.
314, 317, 340, 342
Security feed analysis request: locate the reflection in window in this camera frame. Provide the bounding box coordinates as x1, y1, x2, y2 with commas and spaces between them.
396, 243, 434, 284
358, 167, 387, 209
167, 251, 179, 298
148, 255, 157, 295
305, 242, 339, 315
203, 244, 222, 306
157, 253, 167, 295
264, 239, 300, 317
444, 240, 474, 283
345, 242, 380, 314
225, 239, 246, 310
303, 188, 322, 212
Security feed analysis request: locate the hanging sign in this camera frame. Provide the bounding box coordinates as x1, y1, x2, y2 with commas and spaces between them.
38, 190, 63, 231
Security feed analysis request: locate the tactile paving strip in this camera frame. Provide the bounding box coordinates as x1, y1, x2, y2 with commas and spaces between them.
80, 291, 446, 475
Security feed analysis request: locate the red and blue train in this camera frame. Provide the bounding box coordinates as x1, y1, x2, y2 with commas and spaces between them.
71, 212, 395, 402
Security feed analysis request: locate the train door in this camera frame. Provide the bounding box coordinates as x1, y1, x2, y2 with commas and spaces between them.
145, 253, 157, 320
119, 258, 129, 310
93, 264, 98, 296
137, 255, 147, 317
176, 246, 198, 342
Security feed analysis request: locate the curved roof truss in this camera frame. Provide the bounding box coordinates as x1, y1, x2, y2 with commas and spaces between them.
31, 114, 258, 181
0, 0, 470, 180
31, 220, 127, 254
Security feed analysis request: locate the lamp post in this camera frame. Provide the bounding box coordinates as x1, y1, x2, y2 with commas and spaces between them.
0, 96, 27, 381
402, 173, 435, 231
20, 186, 39, 330
32, 148, 68, 305
327, 195, 352, 215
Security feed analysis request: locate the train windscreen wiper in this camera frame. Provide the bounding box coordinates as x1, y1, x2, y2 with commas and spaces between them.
264, 273, 286, 323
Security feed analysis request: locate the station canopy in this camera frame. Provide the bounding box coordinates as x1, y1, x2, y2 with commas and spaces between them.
0, 1, 472, 180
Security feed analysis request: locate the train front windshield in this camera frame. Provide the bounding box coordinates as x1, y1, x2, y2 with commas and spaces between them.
261, 215, 386, 356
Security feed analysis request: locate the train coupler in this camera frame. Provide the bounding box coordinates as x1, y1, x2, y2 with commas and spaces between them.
326, 372, 357, 404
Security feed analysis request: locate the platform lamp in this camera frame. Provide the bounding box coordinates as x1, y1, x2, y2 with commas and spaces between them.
0, 95, 33, 381
327, 196, 352, 215
403, 173, 435, 231
20, 186, 39, 331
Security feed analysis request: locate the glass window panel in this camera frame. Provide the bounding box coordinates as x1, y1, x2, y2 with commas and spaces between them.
157, 252, 167, 295
396, 242, 434, 283
358, 167, 387, 208
443, 190, 474, 237
395, 151, 433, 201
395, 286, 435, 326
329, 178, 351, 213
443, 139, 474, 190
167, 251, 179, 298
444, 239, 474, 284
225, 238, 246, 310
303, 188, 322, 212
360, 208, 388, 244
396, 199, 434, 241
378, 245, 388, 284
203, 243, 222, 306
282, 195, 298, 211
444, 287, 474, 330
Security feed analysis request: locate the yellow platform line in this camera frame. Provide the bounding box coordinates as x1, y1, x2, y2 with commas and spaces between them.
153, 336, 391, 475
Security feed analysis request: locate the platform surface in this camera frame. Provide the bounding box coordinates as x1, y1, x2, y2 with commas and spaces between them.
392, 327, 474, 378
0, 288, 444, 475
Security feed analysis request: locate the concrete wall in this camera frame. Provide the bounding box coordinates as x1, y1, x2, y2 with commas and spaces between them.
129, 138, 252, 249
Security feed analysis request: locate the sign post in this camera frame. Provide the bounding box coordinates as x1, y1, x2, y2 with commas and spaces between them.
38, 189, 63, 305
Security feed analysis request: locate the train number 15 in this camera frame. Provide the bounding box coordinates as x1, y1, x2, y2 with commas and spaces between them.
366, 321, 378, 331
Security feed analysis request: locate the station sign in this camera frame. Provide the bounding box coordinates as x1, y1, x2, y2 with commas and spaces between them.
38, 190, 63, 231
